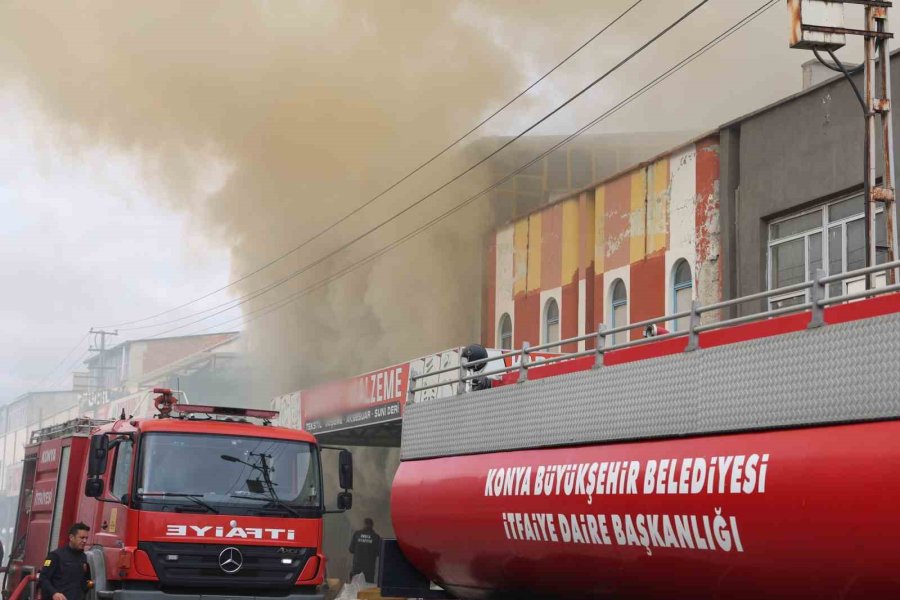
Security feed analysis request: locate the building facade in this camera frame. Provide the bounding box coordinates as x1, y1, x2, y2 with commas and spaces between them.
482, 135, 722, 351
719, 52, 899, 313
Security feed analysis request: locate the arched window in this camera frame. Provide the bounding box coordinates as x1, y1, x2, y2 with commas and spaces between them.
543, 298, 560, 352
498, 313, 513, 350
672, 259, 693, 331
610, 279, 628, 345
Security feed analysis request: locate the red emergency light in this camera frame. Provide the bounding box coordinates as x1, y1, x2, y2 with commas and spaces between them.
173, 404, 280, 421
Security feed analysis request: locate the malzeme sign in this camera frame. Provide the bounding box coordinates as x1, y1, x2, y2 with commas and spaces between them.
274, 346, 561, 435
300, 361, 411, 434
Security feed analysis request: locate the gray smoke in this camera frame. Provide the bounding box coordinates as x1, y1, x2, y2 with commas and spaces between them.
1, 0, 840, 585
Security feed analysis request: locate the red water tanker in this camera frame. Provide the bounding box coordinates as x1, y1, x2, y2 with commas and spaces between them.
387, 283, 900, 599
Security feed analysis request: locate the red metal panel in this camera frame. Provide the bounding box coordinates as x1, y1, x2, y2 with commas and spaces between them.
580, 193, 596, 350
541, 204, 562, 291
392, 420, 900, 599
482, 233, 497, 348
514, 292, 541, 348
604, 175, 632, 271
629, 255, 666, 340
592, 273, 604, 345
561, 282, 579, 353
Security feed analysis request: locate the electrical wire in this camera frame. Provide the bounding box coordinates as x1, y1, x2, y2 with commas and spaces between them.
176, 0, 781, 339
29, 332, 90, 392
47, 348, 93, 391
98, 0, 648, 331
117, 0, 714, 336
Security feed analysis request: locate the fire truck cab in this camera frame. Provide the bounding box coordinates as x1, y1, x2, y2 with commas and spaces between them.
4, 390, 353, 600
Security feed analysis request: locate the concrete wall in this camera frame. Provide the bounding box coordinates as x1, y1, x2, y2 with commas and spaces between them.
720, 53, 900, 313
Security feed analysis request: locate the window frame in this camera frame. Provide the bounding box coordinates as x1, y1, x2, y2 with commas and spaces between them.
609, 279, 628, 345
767, 194, 886, 308
497, 313, 513, 350
543, 299, 560, 352
109, 437, 135, 501
671, 259, 693, 331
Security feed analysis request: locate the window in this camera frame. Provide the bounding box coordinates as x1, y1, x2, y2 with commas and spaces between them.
498, 313, 513, 350
768, 194, 887, 308
672, 260, 693, 331
610, 280, 628, 345
543, 299, 560, 352
111, 439, 134, 499
137, 433, 321, 516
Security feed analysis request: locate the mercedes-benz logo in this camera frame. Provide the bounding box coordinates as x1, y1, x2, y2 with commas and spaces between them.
218, 547, 243, 574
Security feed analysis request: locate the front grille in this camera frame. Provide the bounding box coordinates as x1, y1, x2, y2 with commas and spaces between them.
139, 542, 314, 590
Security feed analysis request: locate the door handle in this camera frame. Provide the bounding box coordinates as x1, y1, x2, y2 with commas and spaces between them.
101, 521, 108, 531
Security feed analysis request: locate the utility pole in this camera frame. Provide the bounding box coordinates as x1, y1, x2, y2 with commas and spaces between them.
88, 328, 118, 400
789, 0, 898, 286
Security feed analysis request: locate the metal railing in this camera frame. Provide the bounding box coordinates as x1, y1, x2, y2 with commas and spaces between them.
408, 259, 900, 400
30, 417, 114, 444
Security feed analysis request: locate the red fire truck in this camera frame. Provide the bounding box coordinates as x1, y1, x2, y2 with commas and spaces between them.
386, 270, 900, 599
2, 390, 352, 600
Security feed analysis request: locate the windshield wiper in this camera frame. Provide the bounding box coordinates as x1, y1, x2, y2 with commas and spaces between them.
229, 493, 302, 517
223, 452, 303, 517
139, 492, 220, 514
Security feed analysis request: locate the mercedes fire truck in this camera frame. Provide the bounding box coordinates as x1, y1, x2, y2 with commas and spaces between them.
3, 390, 352, 600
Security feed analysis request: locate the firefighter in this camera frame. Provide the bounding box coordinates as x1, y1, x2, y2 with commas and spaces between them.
40, 523, 92, 600
348, 517, 381, 584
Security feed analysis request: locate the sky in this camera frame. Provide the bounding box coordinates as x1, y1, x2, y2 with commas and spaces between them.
0, 0, 870, 402
0, 85, 234, 400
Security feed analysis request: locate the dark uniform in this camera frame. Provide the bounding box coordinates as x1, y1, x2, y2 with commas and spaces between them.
40, 545, 91, 600
348, 528, 381, 583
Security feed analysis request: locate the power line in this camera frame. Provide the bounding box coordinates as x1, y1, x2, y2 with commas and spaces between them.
29, 332, 90, 392
171, 0, 781, 340
119, 0, 714, 336
48, 348, 92, 391
98, 0, 647, 331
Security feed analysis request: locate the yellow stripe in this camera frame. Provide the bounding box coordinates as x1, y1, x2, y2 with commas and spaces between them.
649, 158, 669, 254
513, 219, 529, 296
594, 185, 605, 273
561, 198, 579, 283
630, 169, 647, 262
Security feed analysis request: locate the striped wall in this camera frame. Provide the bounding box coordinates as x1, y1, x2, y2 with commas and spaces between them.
483, 135, 721, 349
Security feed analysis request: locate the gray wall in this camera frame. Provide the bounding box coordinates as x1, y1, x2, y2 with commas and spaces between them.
720, 53, 900, 313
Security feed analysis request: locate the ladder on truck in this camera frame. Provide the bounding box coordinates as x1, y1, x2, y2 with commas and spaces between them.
29, 418, 113, 445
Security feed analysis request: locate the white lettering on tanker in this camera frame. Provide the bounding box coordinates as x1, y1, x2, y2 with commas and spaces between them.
485, 454, 769, 499
485, 453, 768, 556
165, 524, 296, 541
500, 510, 743, 556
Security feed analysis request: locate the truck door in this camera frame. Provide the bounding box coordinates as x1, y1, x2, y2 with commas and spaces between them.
94, 438, 133, 571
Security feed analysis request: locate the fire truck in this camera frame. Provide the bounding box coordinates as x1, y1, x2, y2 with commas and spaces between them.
2, 390, 353, 600
385, 265, 900, 599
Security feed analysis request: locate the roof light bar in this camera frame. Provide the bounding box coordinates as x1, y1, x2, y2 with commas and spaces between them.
174, 405, 280, 420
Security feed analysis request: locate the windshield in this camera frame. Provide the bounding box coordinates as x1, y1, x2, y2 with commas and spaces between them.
137, 432, 321, 516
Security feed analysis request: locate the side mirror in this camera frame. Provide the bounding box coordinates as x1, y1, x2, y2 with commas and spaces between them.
337, 491, 353, 511
87, 434, 109, 477
338, 450, 353, 490
84, 478, 105, 498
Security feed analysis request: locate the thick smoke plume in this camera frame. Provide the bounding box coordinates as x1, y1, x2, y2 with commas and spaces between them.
2, 0, 825, 582
0, 0, 549, 580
